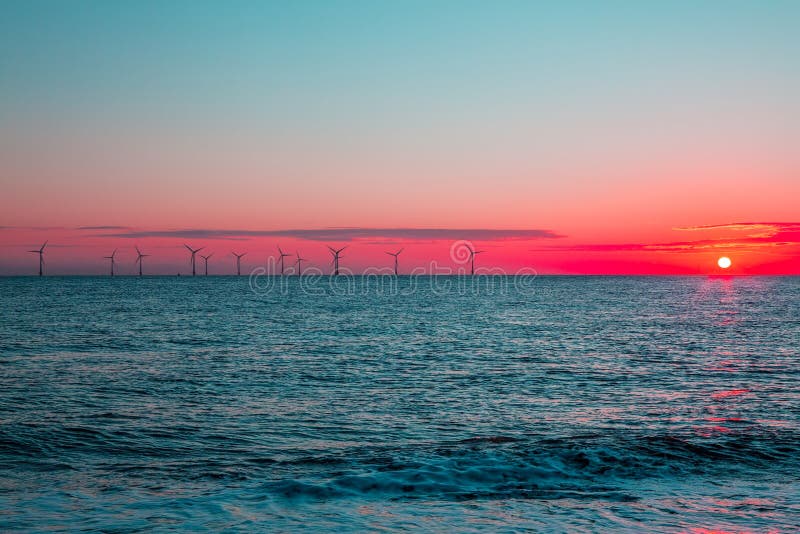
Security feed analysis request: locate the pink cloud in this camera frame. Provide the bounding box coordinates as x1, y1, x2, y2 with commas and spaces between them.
673, 222, 800, 238
537, 221, 800, 254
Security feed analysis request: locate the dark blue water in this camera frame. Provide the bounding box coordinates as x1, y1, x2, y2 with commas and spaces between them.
1, 276, 798, 531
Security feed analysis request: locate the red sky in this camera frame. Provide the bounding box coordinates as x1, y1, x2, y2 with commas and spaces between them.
2, 222, 799, 275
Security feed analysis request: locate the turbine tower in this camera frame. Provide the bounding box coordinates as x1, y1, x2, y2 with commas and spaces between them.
385, 248, 404, 276
134, 246, 149, 276
295, 251, 306, 277
28, 241, 47, 276
184, 244, 204, 276
232, 251, 247, 276
466, 244, 485, 275
105, 249, 118, 276
200, 253, 213, 276
327, 245, 347, 276
277, 246, 292, 275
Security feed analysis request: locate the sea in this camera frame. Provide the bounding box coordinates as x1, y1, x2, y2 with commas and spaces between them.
1, 275, 798, 532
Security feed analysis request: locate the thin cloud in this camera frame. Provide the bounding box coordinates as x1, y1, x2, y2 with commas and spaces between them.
546, 240, 798, 254
77, 225, 132, 231
540, 221, 800, 254
0, 225, 65, 231
100, 227, 565, 242
674, 222, 800, 238
14, 243, 81, 249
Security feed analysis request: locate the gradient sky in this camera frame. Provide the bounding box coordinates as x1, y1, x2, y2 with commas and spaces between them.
1, 0, 799, 274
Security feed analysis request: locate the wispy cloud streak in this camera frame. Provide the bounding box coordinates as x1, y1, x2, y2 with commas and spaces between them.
537, 221, 800, 254
100, 227, 564, 242
77, 225, 132, 231
674, 222, 800, 238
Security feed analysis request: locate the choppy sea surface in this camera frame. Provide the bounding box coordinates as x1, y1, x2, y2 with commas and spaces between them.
1, 275, 798, 532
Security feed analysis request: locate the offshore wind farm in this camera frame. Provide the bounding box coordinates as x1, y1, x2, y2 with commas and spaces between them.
18, 240, 503, 277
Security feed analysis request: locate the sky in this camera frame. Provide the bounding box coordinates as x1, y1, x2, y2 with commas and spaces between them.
1, 0, 798, 275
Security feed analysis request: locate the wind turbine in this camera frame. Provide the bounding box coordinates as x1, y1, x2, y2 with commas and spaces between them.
28, 241, 47, 276
466, 244, 485, 275
200, 252, 213, 276
105, 249, 118, 276
327, 245, 347, 276
295, 251, 307, 277
232, 251, 247, 276
184, 244, 204, 276
134, 246, 149, 276
385, 248, 404, 275
277, 246, 292, 275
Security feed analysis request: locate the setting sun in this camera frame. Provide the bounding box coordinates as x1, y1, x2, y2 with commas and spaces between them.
717, 256, 732, 269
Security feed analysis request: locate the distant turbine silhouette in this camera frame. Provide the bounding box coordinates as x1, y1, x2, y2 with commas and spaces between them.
28, 241, 47, 276
134, 246, 150, 276
104, 249, 118, 276
232, 251, 247, 276
385, 248, 404, 275
277, 246, 292, 275
466, 244, 485, 275
327, 245, 347, 275
295, 251, 307, 277
184, 244, 204, 276
200, 253, 213, 276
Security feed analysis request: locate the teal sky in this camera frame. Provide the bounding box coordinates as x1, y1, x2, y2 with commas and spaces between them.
1, 1, 799, 274
3, 1, 797, 125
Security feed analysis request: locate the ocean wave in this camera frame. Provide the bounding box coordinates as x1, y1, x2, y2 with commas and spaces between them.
8, 426, 793, 502
3, 426, 797, 488
260, 431, 799, 501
